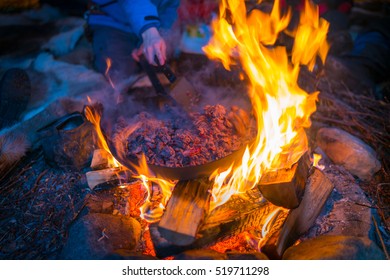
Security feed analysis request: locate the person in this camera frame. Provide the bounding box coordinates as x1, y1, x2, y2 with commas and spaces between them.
85, 0, 180, 87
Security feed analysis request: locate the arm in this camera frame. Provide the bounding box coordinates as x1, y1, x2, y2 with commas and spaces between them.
119, 0, 179, 65
118, 0, 161, 38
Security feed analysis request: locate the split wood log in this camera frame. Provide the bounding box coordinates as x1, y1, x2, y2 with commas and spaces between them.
201, 187, 268, 231
258, 152, 311, 209
86, 167, 131, 190
262, 168, 334, 259
151, 153, 311, 257
90, 149, 115, 170
158, 178, 214, 246
195, 200, 279, 248
151, 187, 274, 258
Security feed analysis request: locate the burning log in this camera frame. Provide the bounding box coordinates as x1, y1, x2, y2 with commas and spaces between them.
151, 186, 275, 258
151, 153, 312, 258
86, 148, 132, 189
258, 152, 311, 209
262, 168, 334, 259
90, 149, 115, 170
196, 195, 277, 248
86, 168, 121, 190
158, 178, 213, 246
85, 167, 131, 190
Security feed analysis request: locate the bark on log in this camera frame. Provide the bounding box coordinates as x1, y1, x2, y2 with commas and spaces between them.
195, 201, 279, 248
158, 178, 214, 246
262, 168, 334, 259
258, 152, 311, 209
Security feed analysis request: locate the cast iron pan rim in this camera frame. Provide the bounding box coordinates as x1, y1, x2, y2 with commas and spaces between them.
102, 125, 252, 181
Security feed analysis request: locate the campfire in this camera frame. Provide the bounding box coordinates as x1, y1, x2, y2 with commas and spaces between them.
81, 0, 333, 258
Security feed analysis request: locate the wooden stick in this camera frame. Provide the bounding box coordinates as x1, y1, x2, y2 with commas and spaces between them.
372, 215, 390, 260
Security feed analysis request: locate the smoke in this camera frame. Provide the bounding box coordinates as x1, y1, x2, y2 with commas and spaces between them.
103, 55, 254, 132
180, 58, 253, 113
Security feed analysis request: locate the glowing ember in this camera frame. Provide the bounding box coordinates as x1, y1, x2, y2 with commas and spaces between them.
209, 232, 255, 253
204, 0, 329, 211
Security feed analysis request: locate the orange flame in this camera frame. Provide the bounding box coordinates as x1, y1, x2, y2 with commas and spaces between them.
132, 155, 176, 223
312, 153, 325, 170
84, 105, 120, 168
204, 0, 329, 211
105, 58, 116, 89
85, 103, 175, 222
245, 206, 288, 250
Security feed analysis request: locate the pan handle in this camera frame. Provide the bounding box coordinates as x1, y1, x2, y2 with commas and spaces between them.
139, 55, 168, 96
154, 56, 177, 84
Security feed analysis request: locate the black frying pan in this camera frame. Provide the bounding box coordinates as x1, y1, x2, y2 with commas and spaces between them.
100, 109, 249, 181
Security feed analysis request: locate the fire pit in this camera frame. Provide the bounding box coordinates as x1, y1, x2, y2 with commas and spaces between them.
79, 0, 338, 258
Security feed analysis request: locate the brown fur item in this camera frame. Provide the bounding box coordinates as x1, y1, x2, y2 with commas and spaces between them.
0, 128, 31, 171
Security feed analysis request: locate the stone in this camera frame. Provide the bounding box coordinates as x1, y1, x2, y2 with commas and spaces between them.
316, 127, 381, 181
283, 235, 386, 260
173, 249, 228, 260
227, 251, 269, 260
61, 213, 141, 260
86, 196, 114, 214
302, 165, 375, 240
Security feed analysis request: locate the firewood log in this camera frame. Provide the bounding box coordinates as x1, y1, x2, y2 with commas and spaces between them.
262, 168, 334, 258
158, 178, 213, 246
258, 152, 311, 209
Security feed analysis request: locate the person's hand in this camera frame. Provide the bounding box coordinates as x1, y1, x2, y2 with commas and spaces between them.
132, 27, 167, 66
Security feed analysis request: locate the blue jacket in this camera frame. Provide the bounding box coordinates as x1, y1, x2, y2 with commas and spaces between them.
87, 0, 180, 39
